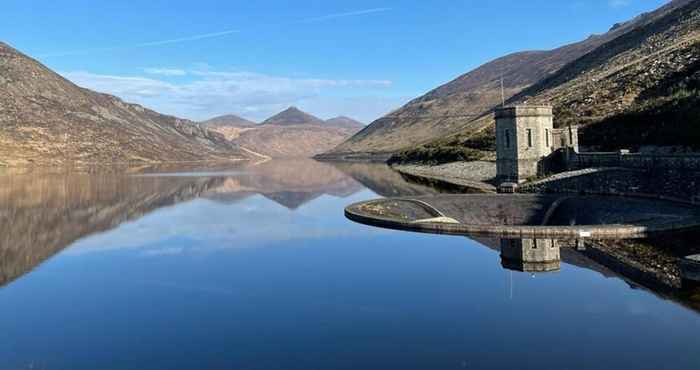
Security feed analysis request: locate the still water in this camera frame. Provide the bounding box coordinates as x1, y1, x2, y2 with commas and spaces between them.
0, 159, 699, 370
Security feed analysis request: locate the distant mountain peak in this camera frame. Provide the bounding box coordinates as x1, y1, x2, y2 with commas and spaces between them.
325, 116, 365, 131
262, 107, 324, 126
201, 114, 257, 129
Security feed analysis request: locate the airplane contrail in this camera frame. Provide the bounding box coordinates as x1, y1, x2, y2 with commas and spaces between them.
39, 7, 392, 58
300, 7, 392, 23
134, 30, 240, 47
39, 30, 240, 57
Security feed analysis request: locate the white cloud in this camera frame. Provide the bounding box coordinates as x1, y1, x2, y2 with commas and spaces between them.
65, 71, 175, 98
144, 68, 188, 76
61, 68, 398, 122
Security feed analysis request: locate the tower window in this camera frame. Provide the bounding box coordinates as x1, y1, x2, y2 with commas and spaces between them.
569, 127, 574, 144
527, 129, 533, 148
545, 129, 550, 147
505, 129, 511, 149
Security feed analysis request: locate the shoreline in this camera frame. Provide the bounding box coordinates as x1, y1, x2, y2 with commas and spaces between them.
392, 161, 498, 193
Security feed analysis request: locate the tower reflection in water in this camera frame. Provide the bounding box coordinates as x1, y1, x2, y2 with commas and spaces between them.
500, 239, 564, 273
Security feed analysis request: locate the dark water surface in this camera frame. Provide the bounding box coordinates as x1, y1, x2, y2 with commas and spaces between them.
0, 160, 699, 370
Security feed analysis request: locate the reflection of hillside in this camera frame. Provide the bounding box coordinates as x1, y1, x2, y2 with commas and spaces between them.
0, 174, 225, 288
206, 159, 364, 209
263, 193, 323, 210
328, 162, 440, 197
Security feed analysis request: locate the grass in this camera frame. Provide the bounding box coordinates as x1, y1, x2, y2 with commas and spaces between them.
387, 129, 497, 165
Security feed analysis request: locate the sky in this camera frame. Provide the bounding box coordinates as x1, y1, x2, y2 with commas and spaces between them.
1, 0, 669, 123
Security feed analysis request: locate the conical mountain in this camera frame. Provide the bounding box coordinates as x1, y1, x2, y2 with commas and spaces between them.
262, 107, 325, 126
228, 108, 361, 158
0, 42, 246, 167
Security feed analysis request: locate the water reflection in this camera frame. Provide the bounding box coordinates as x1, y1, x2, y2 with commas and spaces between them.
469, 234, 700, 314
0, 173, 226, 287
0, 159, 368, 288
500, 239, 562, 273
204, 159, 364, 209
1, 160, 700, 369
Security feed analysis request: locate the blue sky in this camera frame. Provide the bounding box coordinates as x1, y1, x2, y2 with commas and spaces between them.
2, 0, 669, 122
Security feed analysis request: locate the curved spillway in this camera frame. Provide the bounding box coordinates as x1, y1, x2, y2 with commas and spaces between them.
345, 194, 700, 239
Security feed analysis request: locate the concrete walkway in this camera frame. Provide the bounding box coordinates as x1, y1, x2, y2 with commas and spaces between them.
346, 194, 700, 239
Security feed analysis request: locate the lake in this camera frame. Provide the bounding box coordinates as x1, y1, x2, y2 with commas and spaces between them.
1, 159, 699, 370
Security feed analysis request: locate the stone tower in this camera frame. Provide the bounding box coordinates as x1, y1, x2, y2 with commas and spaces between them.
495, 105, 555, 183
495, 105, 580, 185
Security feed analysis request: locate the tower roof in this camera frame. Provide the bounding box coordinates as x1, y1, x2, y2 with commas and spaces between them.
495, 105, 553, 119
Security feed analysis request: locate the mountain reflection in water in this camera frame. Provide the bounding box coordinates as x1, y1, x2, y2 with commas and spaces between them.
0, 159, 370, 287
1, 159, 700, 370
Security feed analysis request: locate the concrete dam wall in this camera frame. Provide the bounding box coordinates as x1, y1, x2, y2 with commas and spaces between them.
345, 194, 700, 239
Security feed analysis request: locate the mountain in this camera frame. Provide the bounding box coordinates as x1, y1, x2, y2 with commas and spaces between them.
200, 114, 258, 141
322, 0, 697, 161
210, 108, 364, 158
0, 42, 248, 167
509, 0, 700, 151
201, 114, 257, 128
325, 116, 365, 130
233, 123, 359, 158
262, 106, 325, 126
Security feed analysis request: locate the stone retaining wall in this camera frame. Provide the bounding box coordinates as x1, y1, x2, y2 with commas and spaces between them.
565, 150, 700, 172
521, 167, 700, 205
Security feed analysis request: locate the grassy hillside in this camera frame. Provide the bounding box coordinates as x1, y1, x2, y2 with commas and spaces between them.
324, 0, 698, 164
393, 0, 700, 163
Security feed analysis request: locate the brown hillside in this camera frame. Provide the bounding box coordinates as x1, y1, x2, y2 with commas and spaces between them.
201, 114, 257, 128
0, 42, 246, 167
324, 0, 694, 160
234, 124, 358, 158
325, 116, 365, 130
511, 0, 700, 150
222, 107, 362, 158
201, 114, 259, 141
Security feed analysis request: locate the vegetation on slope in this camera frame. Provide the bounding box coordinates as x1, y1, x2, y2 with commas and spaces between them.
391, 0, 700, 164
329, 0, 698, 165
582, 44, 700, 150
387, 128, 496, 165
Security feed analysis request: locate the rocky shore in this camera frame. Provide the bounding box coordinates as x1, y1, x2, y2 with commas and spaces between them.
392, 161, 497, 192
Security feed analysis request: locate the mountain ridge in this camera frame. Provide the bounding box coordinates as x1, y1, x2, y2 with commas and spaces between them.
204, 107, 364, 158
325, 116, 364, 130
322, 0, 698, 161
0, 41, 247, 167
201, 114, 257, 128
